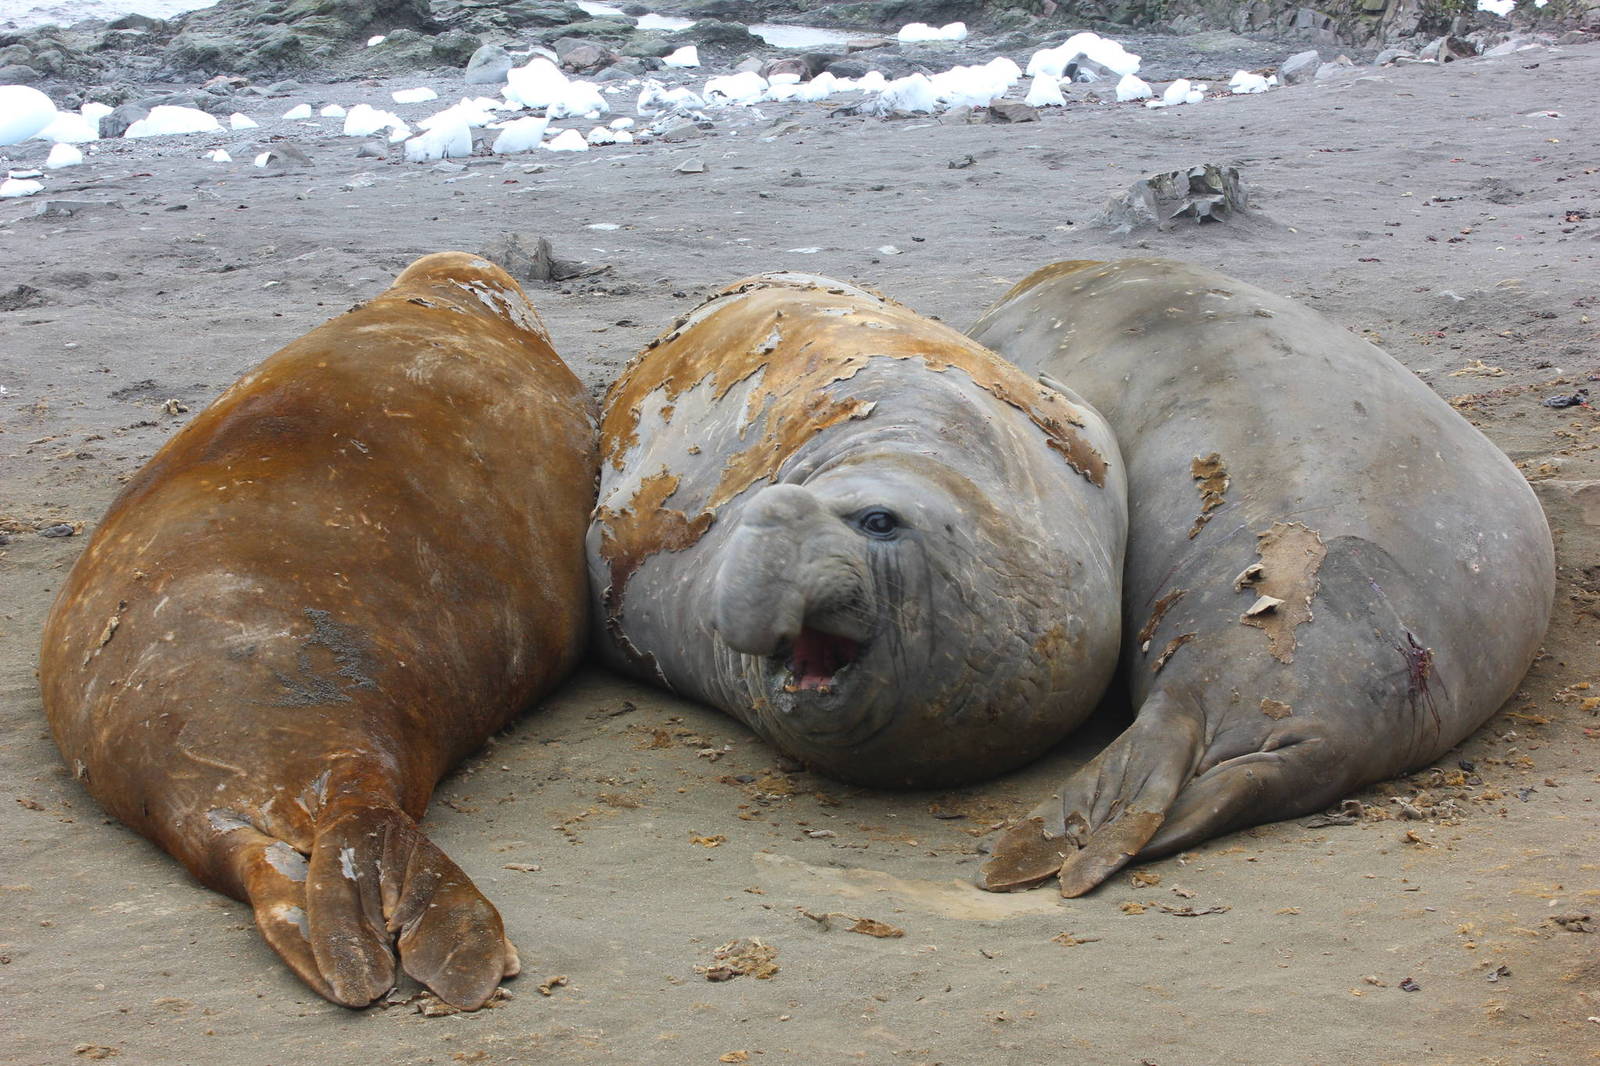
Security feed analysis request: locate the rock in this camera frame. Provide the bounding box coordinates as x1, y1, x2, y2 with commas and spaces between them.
1096, 164, 1250, 234
761, 57, 810, 80
675, 0, 745, 15
0, 45, 31, 65
202, 74, 249, 92
1373, 47, 1415, 65
497, 1, 587, 28
478, 233, 590, 283
257, 142, 313, 168
673, 20, 760, 49
987, 99, 1038, 123
825, 58, 870, 78
734, 57, 765, 74
100, 101, 151, 138
1421, 35, 1477, 62
675, 157, 707, 174
556, 39, 614, 72
594, 59, 647, 79
0, 64, 42, 84
620, 37, 675, 58
108, 13, 165, 31
430, 29, 482, 67
1314, 56, 1360, 80
354, 140, 388, 157
656, 121, 704, 142
465, 43, 513, 84
1279, 49, 1320, 84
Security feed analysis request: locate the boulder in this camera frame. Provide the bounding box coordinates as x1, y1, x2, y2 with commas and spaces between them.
1278, 49, 1320, 84
465, 43, 513, 84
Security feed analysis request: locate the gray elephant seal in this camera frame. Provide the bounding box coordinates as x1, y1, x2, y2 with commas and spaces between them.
588, 272, 1128, 787
968, 258, 1555, 895
40, 253, 598, 1008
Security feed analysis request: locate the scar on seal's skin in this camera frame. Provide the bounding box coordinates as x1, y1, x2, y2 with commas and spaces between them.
1188, 453, 1228, 539
1137, 588, 1187, 650
1152, 632, 1196, 673
1239, 521, 1326, 664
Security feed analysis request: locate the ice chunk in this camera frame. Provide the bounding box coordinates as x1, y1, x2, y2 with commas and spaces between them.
392, 87, 439, 104
0, 177, 44, 197
1116, 74, 1153, 100
230, 112, 259, 129
663, 46, 699, 68
35, 110, 99, 143
45, 143, 82, 167
608, 116, 634, 130
1024, 74, 1066, 107
403, 121, 472, 162
897, 21, 967, 42
548, 81, 608, 119
319, 104, 347, 117
343, 104, 408, 139
125, 105, 222, 138
1478, 0, 1515, 13
637, 80, 705, 115
1161, 78, 1192, 106
586, 126, 617, 145
505, 57, 571, 110
282, 103, 312, 119
544, 128, 588, 151
367, 34, 386, 46
1028, 32, 1141, 79
705, 71, 768, 105
207, 148, 232, 162
0, 85, 58, 146
491, 115, 549, 154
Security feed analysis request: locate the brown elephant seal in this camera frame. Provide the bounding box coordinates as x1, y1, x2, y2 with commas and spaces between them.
967, 258, 1555, 895
39, 252, 598, 1008
587, 272, 1127, 787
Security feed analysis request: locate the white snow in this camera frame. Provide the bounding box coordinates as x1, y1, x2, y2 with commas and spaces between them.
548, 81, 608, 119
1028, 32, 1142, 79
663, 46, 700, 69
0, 85, 58, 146
392, 87, 439, 104
125, 105, 221, 138
229, 112, 258, 129
319, 104, 347, 117
45, 142, 82, 167
1478, 0, 1515, 13
1024, 74, 1067, 107
1229, 70, 1271, 94
491, 115, 549, 154
637, 80, 705, 115
206, 148, 231, 162
1162, 78, 1192, 106
608, 116, 635, 130
367, 34, 386, 46
1115, 73, 1153, 100
871, 73, 939, 114
504, 57, 571, 110
253, 151, 271, 166
0, 177, 45, 197
281, 103, 312, 119
419, 98, 500, 131
586, 126, 618, 145
544, 128, 589, 152
897, 21, 967, 42
403, 121, 472, 162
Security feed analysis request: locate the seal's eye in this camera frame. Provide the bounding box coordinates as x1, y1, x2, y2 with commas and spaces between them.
856, 509, 900, 540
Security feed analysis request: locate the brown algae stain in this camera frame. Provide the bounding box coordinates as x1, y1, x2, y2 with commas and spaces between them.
1188, 453, 1229, 539
1239, 521, 1327, 664
1261, 698, 1293, 720
1137, 588, 1187, 649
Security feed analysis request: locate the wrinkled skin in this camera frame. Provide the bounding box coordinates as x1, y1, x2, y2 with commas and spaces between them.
968, 258, 1555, 895
589, 273, 1128, 788
39, 253, 598, 1008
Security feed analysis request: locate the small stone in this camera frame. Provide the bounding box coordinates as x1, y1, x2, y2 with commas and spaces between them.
675, 157, 707, 174
987, 99, 1038, 123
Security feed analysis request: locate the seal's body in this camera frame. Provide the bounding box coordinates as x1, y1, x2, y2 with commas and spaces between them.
589, 273, 1127, 788
969, 258, 1554, 895
40, 253, 598, 1008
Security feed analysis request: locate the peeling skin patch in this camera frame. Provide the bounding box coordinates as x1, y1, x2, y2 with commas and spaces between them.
596, 273, 1112, 622
1153, 632, 1196, 673
1188, 453, 1228, 539
1240, 521, 1326, 664
339, 845, 357, 880
595, 469, 713, 620
1137, 588, 1186, 649
267, 841, 310, 882
208, 808, 253, 833
1261, 698, 1293, 720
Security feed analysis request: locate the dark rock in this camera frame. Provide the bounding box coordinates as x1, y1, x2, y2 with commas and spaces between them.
672, 19, 760, 49
99, 101, 151, 138
266, 79, 303, 93
556, 39, 615, 72
540, 17, 632, 41
0, 64, 41, 83
38, 523, 77, 538
594, 57, 647, 79
464, 43, 512, 84
1096, 164, 1251, 234
1279, 49, 1319, 84
257, 142, 314, 168
620, 37, 675, 58
987, 99, 1038, 122
430, 29, 481, 66
0, 285, 48, 311
478, 233, 592, 284
824, 58, 870, 78
675, 0, 745, 16
0, 45, 31, 65
107, 13, 164, 32
497, 1, 587, 29
761, 57, 810, 80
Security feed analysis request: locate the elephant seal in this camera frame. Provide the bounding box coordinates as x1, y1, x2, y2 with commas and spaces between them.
968, 258, 1555, 895
588, 273, 1128, 787
39, 252, 598, 1008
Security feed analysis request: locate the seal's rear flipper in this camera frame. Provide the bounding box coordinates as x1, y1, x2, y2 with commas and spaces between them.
978, 688, 1207, 896
306, 804, 519, 1010
233, 829, 336, 1003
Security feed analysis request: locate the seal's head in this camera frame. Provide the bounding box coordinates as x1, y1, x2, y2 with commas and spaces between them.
590, 274, 1126, 788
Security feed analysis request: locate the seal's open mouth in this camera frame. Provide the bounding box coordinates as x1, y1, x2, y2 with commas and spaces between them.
781, 627, 861, 693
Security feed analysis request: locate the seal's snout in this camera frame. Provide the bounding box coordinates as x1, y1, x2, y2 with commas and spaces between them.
712, 483, 874, 663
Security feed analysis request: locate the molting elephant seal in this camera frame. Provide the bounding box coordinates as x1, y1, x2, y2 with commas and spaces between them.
968, 258, 1555, 895
39, 252, 598, 1008
588, 273, 1128, 787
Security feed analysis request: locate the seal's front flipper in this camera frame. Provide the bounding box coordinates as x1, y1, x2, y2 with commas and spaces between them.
978, 688, 1206, 896
307, 803, 518, 1010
